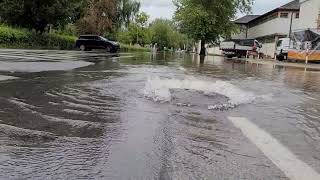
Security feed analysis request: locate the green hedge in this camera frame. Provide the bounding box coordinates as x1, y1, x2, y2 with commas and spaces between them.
0, 24, 151, 51
0, 25, 77, 50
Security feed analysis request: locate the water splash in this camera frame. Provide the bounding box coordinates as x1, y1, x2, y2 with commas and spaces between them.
143, 76, 263, 109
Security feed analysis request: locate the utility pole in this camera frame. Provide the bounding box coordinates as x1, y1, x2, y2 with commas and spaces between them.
317, 13, 320, 30
289, 12, 294, 48
289, 12, 294, 38
245, 25, 248, 38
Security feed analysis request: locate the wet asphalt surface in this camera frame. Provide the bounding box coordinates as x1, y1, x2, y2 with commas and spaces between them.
0, 49, 320, 179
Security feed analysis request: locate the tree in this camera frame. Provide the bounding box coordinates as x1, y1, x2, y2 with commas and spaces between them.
174, 0, 253, 55
116, 0, 141, 28
117, 19, 151, 46
0, 0, 82, 33
134, 12, 149, 45
149, 19, 173, 49
77, 0, 116, 35
116, 18, 188, 49
149, 19, 187, 50
169, 30, 189, 49
135, 12, 149, 28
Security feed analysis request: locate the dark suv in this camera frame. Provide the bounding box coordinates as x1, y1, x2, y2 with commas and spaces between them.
75, 35, 120, 53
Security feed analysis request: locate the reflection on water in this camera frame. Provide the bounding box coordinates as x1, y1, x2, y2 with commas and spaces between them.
0, 51, 320, 179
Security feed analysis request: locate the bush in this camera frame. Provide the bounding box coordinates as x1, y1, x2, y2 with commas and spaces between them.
27, 33, 77, 50
0, 25, 28, 44
0, 24, 149, 52
0, 24, 77, 50
117, 31, 132, 45
55, 24, 78, 36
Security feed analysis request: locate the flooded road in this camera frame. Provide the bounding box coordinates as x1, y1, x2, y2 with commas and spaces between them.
0, 49, 320, 179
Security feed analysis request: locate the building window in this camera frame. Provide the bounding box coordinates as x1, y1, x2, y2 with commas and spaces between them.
295, 13, 299, 19
270, 13, 279, 20
277, 40, 282, 47
248, 12, 278, 28
280, 12, 289, 18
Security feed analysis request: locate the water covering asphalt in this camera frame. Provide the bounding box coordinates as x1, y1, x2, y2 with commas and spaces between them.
0, 50, 320, 179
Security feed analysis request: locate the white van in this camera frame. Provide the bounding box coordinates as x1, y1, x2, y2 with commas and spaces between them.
275, 38, 293, 61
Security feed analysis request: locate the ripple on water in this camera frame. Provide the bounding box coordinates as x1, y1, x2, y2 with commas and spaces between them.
8, 98, 101, 129
0, 123, 56, 142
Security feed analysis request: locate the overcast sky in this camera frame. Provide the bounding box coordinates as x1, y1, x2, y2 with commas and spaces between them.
140, 0, 293, 20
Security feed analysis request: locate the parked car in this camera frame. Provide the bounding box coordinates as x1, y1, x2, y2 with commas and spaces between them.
220, 39, 262, 58
75, 35, 120, 53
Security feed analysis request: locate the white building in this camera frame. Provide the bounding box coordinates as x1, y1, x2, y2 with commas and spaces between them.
298, 0, 320, 29
233, 0, 301, 58
205, 0, 320, 58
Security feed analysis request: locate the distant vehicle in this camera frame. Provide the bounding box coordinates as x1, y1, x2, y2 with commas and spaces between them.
275, 38, 293, 61
75, 35, 120, 53
220, 39, 262, 58
285, 29, 320, 62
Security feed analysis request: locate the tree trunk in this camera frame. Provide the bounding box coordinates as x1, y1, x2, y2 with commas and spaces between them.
200, 55, 205, 65
199, 39, 206, 56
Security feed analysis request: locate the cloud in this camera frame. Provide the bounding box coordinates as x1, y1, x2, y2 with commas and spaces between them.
140, 0, 174, 7
139, 0, 175, 20
252, 0, 292, 14
139, 0, 294, 20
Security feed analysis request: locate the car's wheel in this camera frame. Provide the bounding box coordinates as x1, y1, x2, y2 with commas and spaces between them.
80, 45, 86, 51
277, 54, 284, 61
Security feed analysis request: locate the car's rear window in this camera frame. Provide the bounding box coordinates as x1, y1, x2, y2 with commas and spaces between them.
79, 36, 97, 40
241, 39, 255, 46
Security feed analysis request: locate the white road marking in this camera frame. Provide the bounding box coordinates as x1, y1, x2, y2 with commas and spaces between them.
0, 53, 80, 60
229, 117, 320, 180
0, 52, 114, 61
0, 49, 126, 59
0, 75, 18, 81
0, 54, 45, 60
